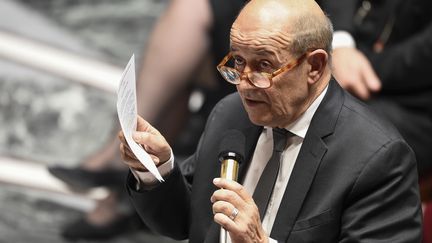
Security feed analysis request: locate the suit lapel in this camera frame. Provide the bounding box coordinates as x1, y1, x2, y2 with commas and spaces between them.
271, 79, 344, 241
270, 133, 327, 241
238, 125, 263, 182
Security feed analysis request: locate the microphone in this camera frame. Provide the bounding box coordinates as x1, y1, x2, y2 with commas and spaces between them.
218, 129, 245, 181
218, 130, 245, 243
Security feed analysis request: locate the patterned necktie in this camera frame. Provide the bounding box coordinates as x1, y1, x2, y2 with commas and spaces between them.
253, 128, 293, 219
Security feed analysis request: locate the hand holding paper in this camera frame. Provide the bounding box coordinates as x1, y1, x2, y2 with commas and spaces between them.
117, 54, 168, 182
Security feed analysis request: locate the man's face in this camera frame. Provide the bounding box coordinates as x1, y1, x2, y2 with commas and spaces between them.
230, 27, 310, 128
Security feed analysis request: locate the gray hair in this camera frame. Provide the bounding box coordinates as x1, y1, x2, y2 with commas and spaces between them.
289, 13, 333, 57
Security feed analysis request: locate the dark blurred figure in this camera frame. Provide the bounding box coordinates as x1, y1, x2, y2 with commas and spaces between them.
49, 0, 245, 240
330, 0, 432, 177
326, 0, 432, 240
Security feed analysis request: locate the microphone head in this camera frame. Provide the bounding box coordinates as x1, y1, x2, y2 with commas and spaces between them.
218, 129, 245, 164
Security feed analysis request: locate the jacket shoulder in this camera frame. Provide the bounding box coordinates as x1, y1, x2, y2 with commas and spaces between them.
341, 94, 402, 142
206, 92, 251, 128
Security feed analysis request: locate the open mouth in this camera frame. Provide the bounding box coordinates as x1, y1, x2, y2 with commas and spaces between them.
245, 98, 266, 107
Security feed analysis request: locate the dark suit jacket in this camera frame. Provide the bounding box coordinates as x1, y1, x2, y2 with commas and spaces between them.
127, 80, 422, 242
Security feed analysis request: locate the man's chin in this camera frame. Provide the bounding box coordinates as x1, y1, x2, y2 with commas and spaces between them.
246, 112, 271, 127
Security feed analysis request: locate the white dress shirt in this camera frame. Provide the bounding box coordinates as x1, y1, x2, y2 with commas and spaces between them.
332, 31, 356, 48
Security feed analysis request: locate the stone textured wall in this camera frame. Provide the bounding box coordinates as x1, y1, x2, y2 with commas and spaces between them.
0, 0, 167, 166
0, 1, 188, 242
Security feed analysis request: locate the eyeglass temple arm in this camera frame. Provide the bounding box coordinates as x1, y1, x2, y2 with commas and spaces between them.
271, 53, 308, 78
217, 53, 233, 68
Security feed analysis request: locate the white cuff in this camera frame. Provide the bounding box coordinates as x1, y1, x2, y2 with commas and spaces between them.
130, 151, 175, 190
332, 31, 356, 49
269, 237, 278, 243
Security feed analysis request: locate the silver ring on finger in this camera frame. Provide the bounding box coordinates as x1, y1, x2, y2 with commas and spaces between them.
230, 207, 239, 220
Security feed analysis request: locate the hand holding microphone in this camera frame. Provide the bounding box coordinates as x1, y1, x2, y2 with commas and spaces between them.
211, 130, 268, 243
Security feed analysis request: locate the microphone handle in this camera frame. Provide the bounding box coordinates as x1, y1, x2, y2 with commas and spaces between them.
220, 158, 239, 181
220, 157, 239, 243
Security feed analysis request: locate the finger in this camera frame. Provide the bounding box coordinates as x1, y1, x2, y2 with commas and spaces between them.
121, 143, 138, 160
119, 143, 130, 161
213, 178, 253, 203
120, 134, 150, 160
124, 147, 159, 168
120, 145, 147, 171
214, 212, 237, 232
136, 116, 159, 135
120, 145, 138, 163
349, 75, 370, 100
120, 143, 164, 169
361, 63, 382, 92
212, 200, 236, 217
211, 188, 244, 207
149, 154, 161, 165
132, 131, 169, 154
120, 143, 133, 158
118, 130, 127, 144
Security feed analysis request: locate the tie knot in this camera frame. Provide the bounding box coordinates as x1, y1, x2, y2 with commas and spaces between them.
272, 128, 292, 152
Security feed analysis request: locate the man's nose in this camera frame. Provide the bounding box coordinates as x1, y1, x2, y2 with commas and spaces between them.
239, 66, 253, 83
238, 73, 256, 89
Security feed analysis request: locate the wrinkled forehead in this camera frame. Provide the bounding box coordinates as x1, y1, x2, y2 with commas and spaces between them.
229, 25, 294, 58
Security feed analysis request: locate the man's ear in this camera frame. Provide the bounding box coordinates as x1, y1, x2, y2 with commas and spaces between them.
306, 49, 328, 84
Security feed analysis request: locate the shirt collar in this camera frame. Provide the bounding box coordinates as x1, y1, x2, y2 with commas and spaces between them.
265, 85, 328, 139
287, 85, 328, 138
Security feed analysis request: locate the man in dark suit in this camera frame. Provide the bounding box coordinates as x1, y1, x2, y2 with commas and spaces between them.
119, 0, 422, 242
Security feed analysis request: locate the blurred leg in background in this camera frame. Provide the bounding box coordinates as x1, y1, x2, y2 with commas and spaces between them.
48, 0, 245, 240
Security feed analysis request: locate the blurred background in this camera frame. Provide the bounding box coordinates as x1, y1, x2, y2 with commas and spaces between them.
0, 0, 181, 242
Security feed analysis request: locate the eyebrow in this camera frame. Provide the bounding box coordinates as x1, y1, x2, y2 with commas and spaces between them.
230, 46, 277, 56
230, 46, 239, 52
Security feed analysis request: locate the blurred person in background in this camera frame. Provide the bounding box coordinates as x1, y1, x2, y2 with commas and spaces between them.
49, 0, 245, 240
326, 0, 432, 240
330, 0, 432, 179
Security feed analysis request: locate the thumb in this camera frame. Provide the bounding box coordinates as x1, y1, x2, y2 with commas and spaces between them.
132, 131, 169, 153
132, 131, 151, 145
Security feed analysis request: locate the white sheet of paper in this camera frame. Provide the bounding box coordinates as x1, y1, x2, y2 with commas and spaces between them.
116, 54, 164, 182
